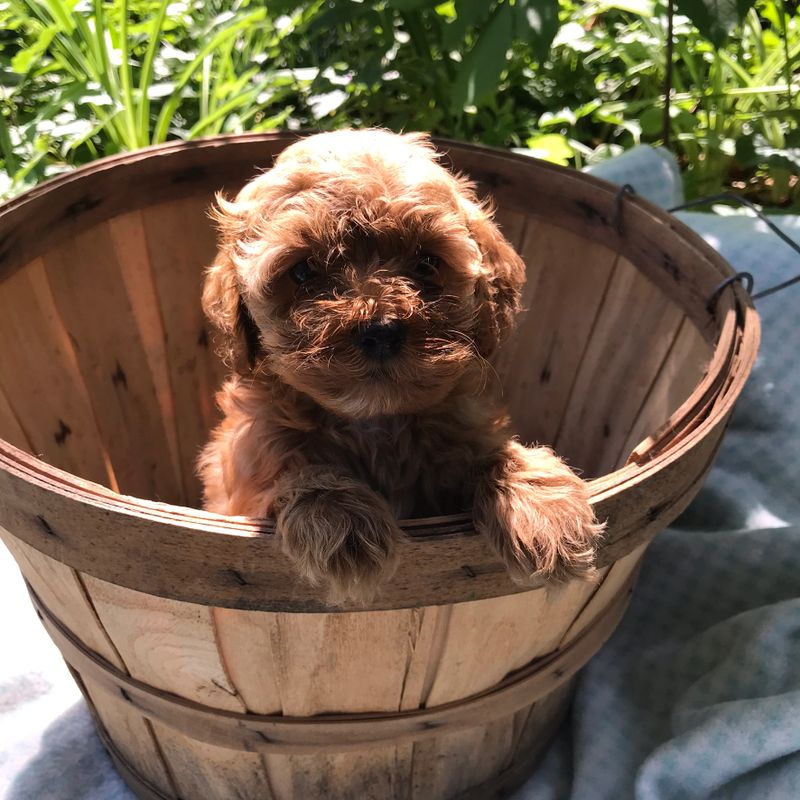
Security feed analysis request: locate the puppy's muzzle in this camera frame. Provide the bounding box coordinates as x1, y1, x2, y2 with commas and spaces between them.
354, 319, 406, 360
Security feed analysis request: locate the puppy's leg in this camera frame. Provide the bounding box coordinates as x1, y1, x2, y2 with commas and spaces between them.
473, 441, 604, 585
272, 467, 403, 603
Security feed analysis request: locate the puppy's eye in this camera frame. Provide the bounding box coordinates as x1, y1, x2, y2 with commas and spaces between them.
290, 259, 317, 285
415, 253, 441, 279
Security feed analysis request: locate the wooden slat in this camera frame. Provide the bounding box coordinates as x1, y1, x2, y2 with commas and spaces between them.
409, 718, 514, 799
504, 679, 573, 777
0, 530, 178, 796
0, 261, 111, 485
448, 142, 736, 336
84, 685, 178, 797
43, 224, 181, 502
0, 384, 32, 452
497, 223, 619, 448
152, 722, 275, 800
618, 317, 711, 468
81, 575, 278, 797
141, 195, 225, 505
263, 747, 410, 800
400, 605, 450, 710
81, 575, 247, 712
276, 611, 416, 715
554, 258, 686, 478
493, 217, 548, 386
492, 207, 528, 252
0, 530, 123, 667
559, 542, 646, 646
423, 579, 603, 707
110, 211, 184, 504
211, 607, 283, 715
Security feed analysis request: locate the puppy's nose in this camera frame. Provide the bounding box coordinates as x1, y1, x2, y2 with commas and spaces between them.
354, 320, 406, 360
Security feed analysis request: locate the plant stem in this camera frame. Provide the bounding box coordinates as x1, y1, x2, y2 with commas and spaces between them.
777, 0, 794, 107
662, 0, 674, 150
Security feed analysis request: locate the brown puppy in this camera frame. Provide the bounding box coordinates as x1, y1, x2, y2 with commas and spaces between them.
198, 129, 603, 601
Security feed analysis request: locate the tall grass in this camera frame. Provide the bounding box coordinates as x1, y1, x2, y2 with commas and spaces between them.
0, 0, 798, 205
0, 0, 311, 193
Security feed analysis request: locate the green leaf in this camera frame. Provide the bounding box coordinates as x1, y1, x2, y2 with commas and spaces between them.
387, 0, 440, 10
673, 0, 757, 47
512, 0, 560, 62
152, 8, 266, 143
0, 111, 19, 174
521, 133, 574, 165
736, 133, 800, 172
11, 24, 57, 74
442, 0, 493, 50
451, 3, 513, 111
639, 104, 698, 136
137, 0, 170, 144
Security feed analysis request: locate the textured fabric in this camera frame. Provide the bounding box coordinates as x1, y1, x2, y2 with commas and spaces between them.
585, 144, 684, 209
514, 155, 800, 800
2, 150, 799, 800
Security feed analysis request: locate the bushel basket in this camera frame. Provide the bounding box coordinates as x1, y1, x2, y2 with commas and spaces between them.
0, 134, 758, 800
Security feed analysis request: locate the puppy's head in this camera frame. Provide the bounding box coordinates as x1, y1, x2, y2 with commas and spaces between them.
204, 129, 525, 417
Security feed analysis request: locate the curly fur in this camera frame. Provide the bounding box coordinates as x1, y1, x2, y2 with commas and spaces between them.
198, 129, 604, 602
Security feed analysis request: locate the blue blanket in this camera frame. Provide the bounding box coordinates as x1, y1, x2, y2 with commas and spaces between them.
517, 149, 800, 800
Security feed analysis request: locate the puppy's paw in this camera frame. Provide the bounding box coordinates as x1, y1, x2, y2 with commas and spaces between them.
274, 469, 403, 604
474, 442, 604, 585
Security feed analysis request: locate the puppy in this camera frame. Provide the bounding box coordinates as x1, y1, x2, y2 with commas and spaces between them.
198, 129, 603, 601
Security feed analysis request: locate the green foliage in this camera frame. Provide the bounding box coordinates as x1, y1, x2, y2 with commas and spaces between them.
0, 0, 315, 193
674, 0, 757, 46
0, 0, 798, 206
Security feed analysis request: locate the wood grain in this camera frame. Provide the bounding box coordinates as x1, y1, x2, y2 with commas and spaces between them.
81, 575, 246, 712
110, 210, 184, 504
619, 316, 711, 467
141, 195, 225, 504
498, 224, 619, 450
554, 257, 686, 477
0, 530, 123, 668
42, 224, 181, 502
83, 684, 178, 797
0, 261, 112, 486
0, 384, 32, 453
29, 573, 634, 755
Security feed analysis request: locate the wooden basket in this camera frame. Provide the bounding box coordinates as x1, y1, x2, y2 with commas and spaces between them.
0, 134, 758, 800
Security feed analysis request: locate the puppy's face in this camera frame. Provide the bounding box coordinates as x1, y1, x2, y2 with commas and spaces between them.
204, 130, 525, 417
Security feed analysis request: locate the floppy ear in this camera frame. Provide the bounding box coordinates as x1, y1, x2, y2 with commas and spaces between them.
469, 207, 526, 358
202, 197, 263, 373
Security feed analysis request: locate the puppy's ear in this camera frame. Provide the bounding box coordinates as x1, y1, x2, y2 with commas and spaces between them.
203, 197, 263, 373
468, 206, 526, 358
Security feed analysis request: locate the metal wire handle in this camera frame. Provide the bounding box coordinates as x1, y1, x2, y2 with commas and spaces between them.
668, 192, 800, 302
611, 184, 800, 308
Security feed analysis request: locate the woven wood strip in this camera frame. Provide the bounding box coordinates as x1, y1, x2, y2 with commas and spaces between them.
90, 704, 561, 800
29, 575, 634, 755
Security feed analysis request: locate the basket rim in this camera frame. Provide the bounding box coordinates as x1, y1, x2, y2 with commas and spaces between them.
0, 133, 760, 611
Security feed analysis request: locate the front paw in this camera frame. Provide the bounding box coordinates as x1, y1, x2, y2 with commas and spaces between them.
474, 443, 604, 585
274, 469, 403, 603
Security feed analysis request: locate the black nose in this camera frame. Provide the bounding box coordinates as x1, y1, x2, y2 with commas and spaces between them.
354, 320, 406, 360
